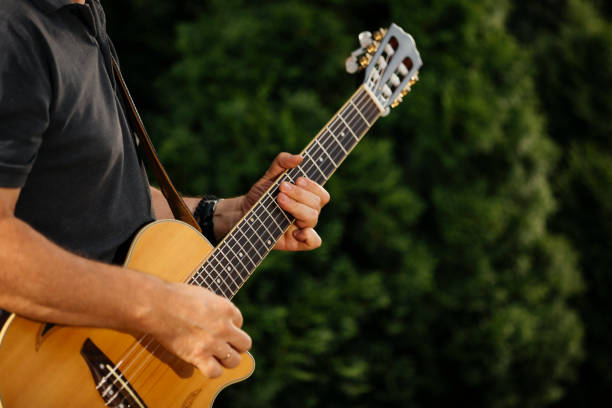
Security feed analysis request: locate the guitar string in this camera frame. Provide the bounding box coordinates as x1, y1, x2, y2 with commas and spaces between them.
99, 88, 379, 405
98, 88, 380, 401
129, 89, 383, 398
125, 193, 294, 398
100, 88, 379, 404
129, 91, 381, 400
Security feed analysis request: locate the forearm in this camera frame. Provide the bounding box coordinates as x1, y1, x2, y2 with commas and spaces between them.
0, 216, 167, 332
151, 186, 244, 242
185, 196, 244, 242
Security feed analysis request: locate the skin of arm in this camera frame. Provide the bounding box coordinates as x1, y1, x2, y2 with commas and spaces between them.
2, 150, 327, 380
3, 3, 328, 380
152, 152, 330, 250
0, 187, 251, 378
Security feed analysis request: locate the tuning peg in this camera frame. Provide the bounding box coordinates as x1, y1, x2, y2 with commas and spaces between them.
373, 28, 387, 42
409, 72, 420, 86
358, 54, 372, 69
358, 31, 373, 48
345, 57, 360, 74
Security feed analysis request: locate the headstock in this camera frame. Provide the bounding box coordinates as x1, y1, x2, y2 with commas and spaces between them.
346, 23, 422, 116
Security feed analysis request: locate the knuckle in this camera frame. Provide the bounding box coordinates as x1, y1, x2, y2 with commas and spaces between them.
322, 190, 331, 205
208, 364, 223, 378
221, 300, 235, 315
308, 207, 319, 223
224, 354, 242, 369
231, 303, 242, 318
237, 331, 253, 351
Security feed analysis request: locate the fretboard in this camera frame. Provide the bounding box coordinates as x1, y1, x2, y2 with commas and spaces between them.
187, 86, 382, 298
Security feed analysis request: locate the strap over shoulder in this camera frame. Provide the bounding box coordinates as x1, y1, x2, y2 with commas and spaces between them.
111, 58, 202, 233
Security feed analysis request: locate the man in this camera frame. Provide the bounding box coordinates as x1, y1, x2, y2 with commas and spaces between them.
0, 0, 329, 379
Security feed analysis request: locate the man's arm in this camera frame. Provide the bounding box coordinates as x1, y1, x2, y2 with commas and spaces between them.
151, 153, 330, 250
0, 187, 251, 378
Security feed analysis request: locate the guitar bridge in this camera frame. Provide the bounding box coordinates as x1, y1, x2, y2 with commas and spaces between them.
80, 338, 148, 408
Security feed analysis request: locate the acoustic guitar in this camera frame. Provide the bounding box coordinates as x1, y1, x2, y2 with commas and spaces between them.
0, 23, 422, 407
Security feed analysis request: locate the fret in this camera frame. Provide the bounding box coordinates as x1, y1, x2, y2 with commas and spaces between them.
236, 228, 265, 263
190, 270, 206, 288
246, 209, 280, 253
288, 165, 311, 183
225, 235, 256, 273
314, 137, 338, 168
302, 151, 327, 182
349, 91, 372, 134
213, 246, 246, 284
198, 264, 231, 297
221, 244, 250, 281
205, 257, 237, 294
345, 103, 369, 138
252, 201, 281, 246
304, 163, 325, 184
337, 113, 359, 142
262, 192, 292, 231
325, 126, 348, 155
350, 98, 371, 126
241, 215, 271, 256
362, 95, 380, 124
186, 85, 384, 300
215, 251, 243, 288
329, 118, 358, 154
319, 128, 347, 166
231, 235, 260, 274
358, 91, 379, 134
303, 138, 336, 178
266, 189, 292, 225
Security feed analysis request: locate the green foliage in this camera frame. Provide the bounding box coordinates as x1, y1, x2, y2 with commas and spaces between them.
103, 0, 593, 406
508, 0, 612, 406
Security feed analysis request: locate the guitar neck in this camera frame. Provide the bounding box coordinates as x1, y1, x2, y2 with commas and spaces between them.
187, 85, 383, 298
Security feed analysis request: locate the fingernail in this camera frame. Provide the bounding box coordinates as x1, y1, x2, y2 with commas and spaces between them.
297, 178, 307, 187
281, 181, 293, 191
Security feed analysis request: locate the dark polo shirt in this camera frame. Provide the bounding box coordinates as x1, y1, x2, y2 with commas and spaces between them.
0, 0, 154, 263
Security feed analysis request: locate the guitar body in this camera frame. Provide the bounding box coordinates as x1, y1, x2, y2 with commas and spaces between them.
0, 23, 422, 407
0, 220, 255, 408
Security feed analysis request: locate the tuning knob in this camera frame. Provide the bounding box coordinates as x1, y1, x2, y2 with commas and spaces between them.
373, 28, 387, 42
358, 54, 372, 69
391, 97, 403, 108
345, 57, 360, 74
366, 42, 378, 54
358, 31, 373, 48
409, 72, 420, 86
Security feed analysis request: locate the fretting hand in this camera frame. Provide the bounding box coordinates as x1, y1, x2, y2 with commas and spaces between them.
241, 152, 330, 251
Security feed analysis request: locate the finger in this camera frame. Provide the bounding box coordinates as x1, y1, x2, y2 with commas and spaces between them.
263, 153, 303, 180
279, 181, 321, 210
228, 326, 253, 353
198, 357, 223, 378
294, 177, 331, 207
229, 302, 243, 328
214, 345, 242, 369
277, 192, 319, 229
292, 228, 322, 250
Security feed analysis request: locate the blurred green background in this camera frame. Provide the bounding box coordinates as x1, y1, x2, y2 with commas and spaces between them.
103, 0, 612, 406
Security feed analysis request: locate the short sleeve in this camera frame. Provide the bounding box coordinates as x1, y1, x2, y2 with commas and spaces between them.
0, 16, 51, 188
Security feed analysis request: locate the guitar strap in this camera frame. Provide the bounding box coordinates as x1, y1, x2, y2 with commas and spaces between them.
111, 58, 202, 233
